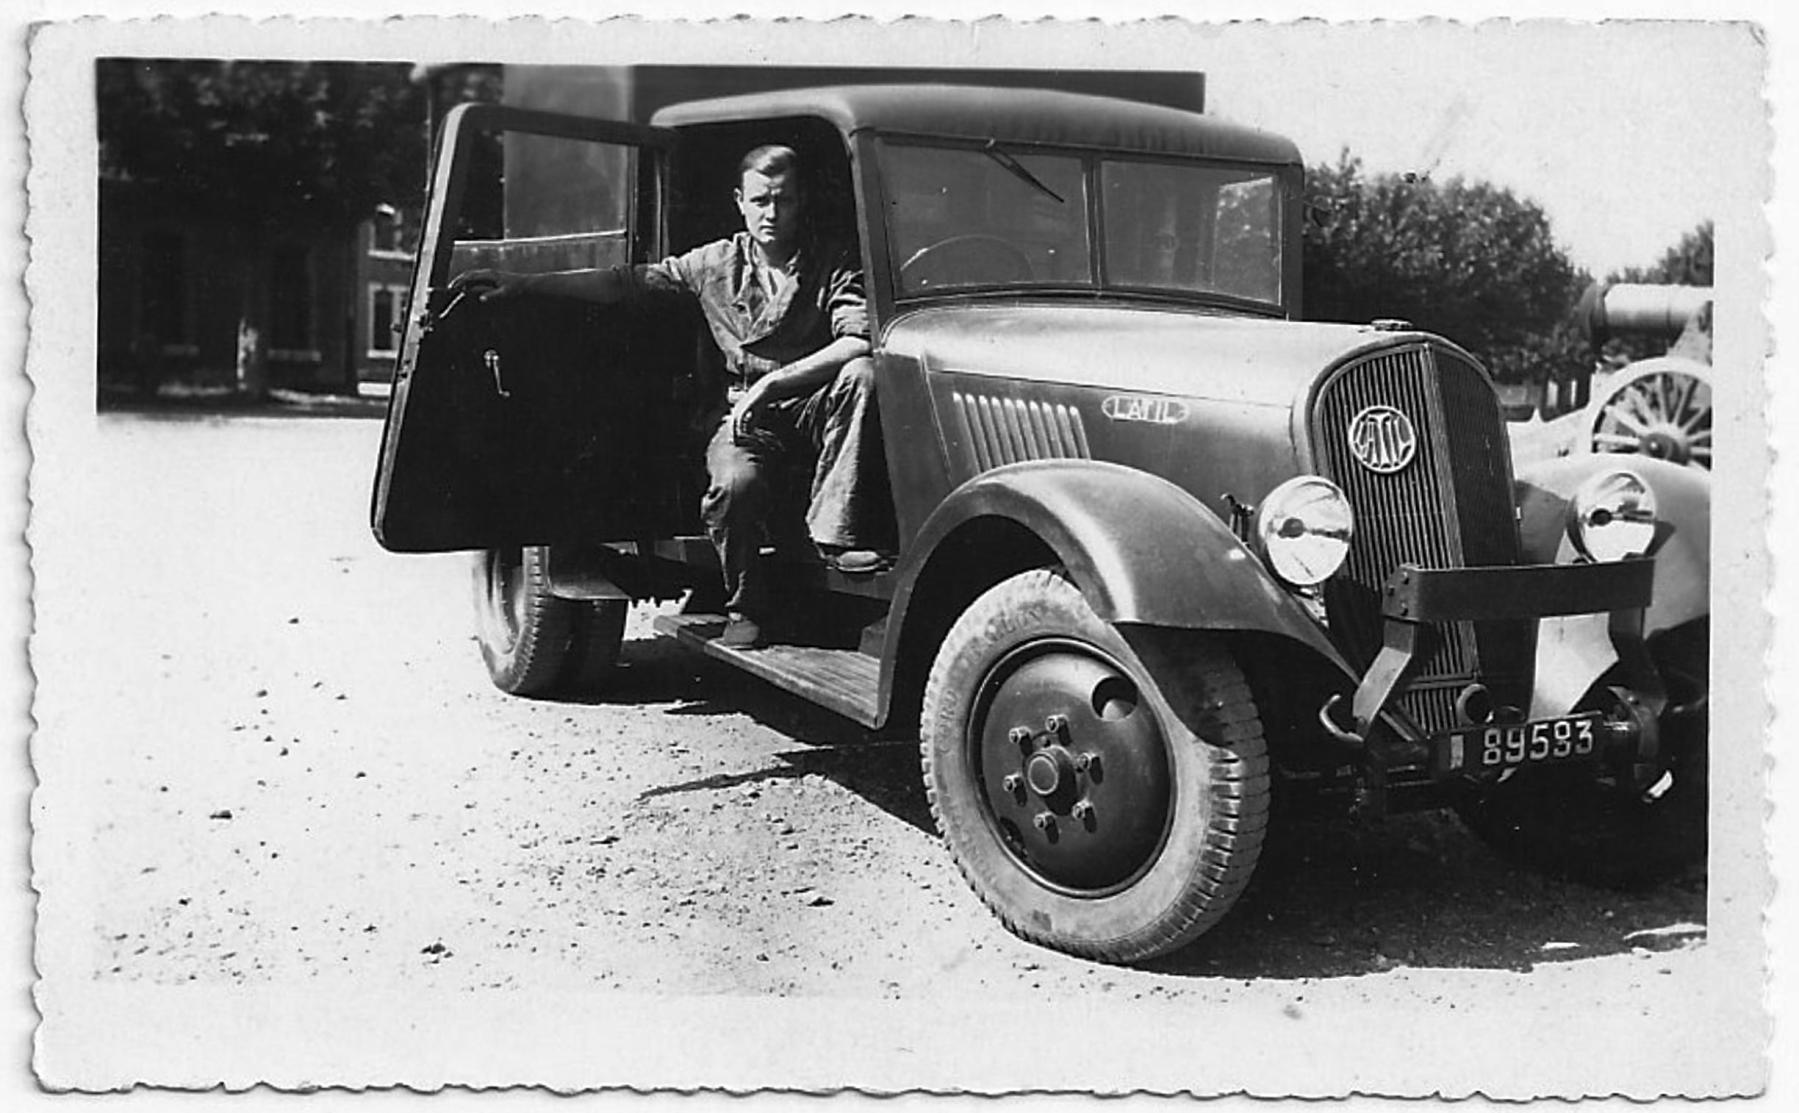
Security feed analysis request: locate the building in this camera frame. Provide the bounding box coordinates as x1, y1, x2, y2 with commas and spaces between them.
96, 178, 416, 403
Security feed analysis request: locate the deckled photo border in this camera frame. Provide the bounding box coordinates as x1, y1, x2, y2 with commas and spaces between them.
17, 9, 1777, 1101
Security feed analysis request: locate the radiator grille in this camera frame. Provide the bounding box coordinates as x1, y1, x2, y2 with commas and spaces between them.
954, 393, 1092, 469
1314, 344, 1530, 735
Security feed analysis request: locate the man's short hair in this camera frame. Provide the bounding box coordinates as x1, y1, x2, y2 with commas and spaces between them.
738, 144, 801, 182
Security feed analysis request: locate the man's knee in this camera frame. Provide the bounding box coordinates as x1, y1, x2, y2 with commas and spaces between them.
832, 356, 876, 399
702, 453, 768, 523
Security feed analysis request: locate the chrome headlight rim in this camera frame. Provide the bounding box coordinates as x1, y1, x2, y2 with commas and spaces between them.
1254, 475, 1355, 587
1567, 468, 1659, 562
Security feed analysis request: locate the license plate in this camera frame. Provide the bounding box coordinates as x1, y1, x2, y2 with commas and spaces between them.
1433, 713, 1604, 777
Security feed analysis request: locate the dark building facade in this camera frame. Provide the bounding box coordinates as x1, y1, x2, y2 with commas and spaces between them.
97, 179, 416, 401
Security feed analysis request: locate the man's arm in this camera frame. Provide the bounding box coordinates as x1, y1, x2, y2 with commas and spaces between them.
450, 266, 635, 304
744, 336, 872, 402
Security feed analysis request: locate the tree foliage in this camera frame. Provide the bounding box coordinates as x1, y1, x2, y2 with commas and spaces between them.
97, 59, 432, 226
1301, 152, 1588, 383
1609, 220, 1713, 287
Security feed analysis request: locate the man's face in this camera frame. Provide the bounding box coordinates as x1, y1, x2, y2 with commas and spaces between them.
735, 169, 802, 255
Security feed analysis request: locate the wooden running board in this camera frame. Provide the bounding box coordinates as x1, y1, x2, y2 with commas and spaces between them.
652, 613, 882, 727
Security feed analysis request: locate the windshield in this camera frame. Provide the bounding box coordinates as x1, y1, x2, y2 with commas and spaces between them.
881, 141, 1284, 307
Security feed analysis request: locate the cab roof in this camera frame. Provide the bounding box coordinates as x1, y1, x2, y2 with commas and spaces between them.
649, 84, 1302, 165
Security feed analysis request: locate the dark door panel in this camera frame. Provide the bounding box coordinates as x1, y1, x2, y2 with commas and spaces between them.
374, 290, 706, 552
371, 103, 684, 553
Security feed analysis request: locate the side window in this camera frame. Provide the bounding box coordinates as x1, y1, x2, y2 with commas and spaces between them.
450, 131, 642, 274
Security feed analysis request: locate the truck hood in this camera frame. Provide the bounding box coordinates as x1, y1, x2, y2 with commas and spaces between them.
882, 302, 1423, 408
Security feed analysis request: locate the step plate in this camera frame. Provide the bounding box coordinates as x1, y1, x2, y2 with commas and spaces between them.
653, 613, 882, 726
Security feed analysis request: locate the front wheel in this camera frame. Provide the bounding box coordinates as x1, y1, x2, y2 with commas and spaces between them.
920, 569, 1270, 963
472, 546, 627, 696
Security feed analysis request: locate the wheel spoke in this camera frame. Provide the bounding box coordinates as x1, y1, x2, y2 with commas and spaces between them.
1593, 432, 1643, 449
1602, 404, 1651, 437
1627, 384, 1667, 425
1671, 376, 1698, 424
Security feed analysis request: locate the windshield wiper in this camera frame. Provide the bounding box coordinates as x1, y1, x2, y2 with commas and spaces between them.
984, 140, 1064, 204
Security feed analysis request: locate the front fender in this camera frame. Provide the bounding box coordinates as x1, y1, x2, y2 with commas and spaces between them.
891, 460, 1354, 673
1515, 455, 1710, 716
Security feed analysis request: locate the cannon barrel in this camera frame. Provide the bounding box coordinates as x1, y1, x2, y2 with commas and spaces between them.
1579, 282, 1713, 347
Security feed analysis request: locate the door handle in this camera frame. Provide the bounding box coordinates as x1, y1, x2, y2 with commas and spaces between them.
483, 348, 511, 398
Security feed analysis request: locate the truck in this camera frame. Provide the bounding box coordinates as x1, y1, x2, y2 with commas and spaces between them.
372, 67, 1711, 963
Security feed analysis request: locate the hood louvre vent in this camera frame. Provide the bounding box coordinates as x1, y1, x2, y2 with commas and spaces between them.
954, 392, 1092, 470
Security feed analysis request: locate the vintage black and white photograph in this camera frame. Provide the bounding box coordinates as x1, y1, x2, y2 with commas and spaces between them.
18, 7, 1776, 1101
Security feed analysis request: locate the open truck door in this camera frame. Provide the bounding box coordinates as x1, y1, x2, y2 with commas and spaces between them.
371, 104, 686, 553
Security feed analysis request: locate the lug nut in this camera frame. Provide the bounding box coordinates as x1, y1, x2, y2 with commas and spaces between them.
1032, 812, 1056, 834
1002, 773, 1024, 796
1008, 726, 1032, 748
1072, 799, 1096, 823
1074, 751, 1097, 773
1044, 714, 1068, 735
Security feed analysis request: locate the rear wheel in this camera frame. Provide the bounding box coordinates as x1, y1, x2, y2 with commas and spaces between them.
920, 569, 1269, 963
472, 546, 627, 696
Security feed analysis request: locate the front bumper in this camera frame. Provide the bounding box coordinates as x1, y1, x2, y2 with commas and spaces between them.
1345, 557, 1659, 739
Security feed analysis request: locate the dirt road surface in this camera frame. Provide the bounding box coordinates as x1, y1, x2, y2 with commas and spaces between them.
30, 413, 1753, 1097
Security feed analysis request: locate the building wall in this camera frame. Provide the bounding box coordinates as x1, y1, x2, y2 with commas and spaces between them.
351, 206, 417, 389
98, 179, 390, 398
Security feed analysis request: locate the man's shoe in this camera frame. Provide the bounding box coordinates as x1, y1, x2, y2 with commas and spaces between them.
720, 612, 763, 649
818, 545, 894, 574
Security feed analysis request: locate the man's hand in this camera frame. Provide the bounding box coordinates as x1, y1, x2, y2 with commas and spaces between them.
731, 377, 776, 443
448, 269, 533, 302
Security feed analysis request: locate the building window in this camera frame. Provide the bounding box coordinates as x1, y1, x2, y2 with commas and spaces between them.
140, 230, 195, 354
368, 283, 408, 357
268, 244, 317, 359
369, 205, 409, 258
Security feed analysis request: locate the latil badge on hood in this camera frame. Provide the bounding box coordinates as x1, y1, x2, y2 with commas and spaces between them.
1347, 405, 1418, 473
1102, 395, 1189, 425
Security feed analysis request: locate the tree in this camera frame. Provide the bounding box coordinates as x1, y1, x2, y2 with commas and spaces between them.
97, 60, 432, 395
1302, 152, 1589, 385
1611, 221, 1714, 288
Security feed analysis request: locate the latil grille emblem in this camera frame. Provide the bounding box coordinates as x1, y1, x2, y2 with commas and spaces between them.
1347, 405, 1418, 474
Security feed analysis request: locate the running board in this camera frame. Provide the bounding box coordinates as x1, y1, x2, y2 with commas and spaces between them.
652, 613, 882, 727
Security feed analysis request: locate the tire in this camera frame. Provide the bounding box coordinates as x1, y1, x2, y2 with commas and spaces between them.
920, 568, 1270, 963
561, 599, 629, 693
471, 547, 626, 696
1456, 619, 1709, 889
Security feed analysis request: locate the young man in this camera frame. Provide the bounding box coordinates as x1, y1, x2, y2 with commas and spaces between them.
453, 145, 891, 648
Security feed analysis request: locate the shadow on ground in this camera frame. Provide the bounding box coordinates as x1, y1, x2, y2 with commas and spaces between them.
568, 633, 1708, 981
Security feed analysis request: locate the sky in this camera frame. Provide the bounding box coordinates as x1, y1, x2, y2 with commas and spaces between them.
1189, 21, 1757, 279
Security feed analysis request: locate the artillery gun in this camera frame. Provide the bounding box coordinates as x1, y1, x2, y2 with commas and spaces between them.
1577, 281, 1713, 470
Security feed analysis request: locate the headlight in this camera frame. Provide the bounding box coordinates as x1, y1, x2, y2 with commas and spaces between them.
1567, 469, 1658, 561
1255, 476, 1354, 586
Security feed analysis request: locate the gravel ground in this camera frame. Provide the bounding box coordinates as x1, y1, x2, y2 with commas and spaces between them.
30, 412, 1749, 1097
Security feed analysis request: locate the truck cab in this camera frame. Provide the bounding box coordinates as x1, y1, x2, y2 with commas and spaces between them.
372, 80, 1710, 964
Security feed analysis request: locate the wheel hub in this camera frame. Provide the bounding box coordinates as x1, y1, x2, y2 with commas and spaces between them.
1025, 747, 1073, 799
975, 646, 1172, 893
1639, 427, 1688, 464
